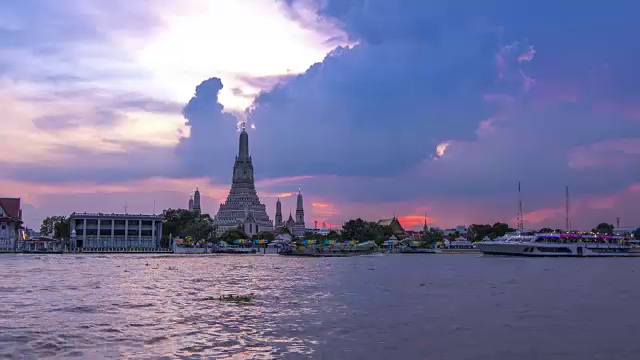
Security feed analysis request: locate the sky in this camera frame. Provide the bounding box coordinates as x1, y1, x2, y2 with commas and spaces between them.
1, 0, 639, 231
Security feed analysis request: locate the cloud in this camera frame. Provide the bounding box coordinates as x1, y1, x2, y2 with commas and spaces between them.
175, 78, 240, 181
0, 85, 185, 183
5, 0, 640, 232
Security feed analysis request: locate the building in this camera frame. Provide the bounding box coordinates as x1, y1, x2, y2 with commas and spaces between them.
294, 191, 305, 237
377, 217, 405, 236
214, 123, 273, 236
273, 191, 306, 237
614, 227, 640, 236
306, 222, 335, 236
0, 198, 22, 251
188, 196, 194, 211
444, 225, 468, 236
192, 187, 201, 214
68, 212, 163, 249
275, 198, 283, 227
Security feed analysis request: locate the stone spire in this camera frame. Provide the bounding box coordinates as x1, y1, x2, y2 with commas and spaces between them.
193, 186, 201, 214
275, 198, 282, 227
238, 122, 249, 159
294, 190, 305, 237
213, 121, 272, 235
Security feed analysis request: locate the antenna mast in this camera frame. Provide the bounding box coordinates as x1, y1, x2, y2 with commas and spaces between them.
517, 181, 524, 231
565, 186, 570, 232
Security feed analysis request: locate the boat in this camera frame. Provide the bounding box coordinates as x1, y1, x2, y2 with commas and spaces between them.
477, 232, 640, 257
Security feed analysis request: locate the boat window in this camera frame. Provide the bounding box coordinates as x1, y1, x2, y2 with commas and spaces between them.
536, 247, 572, 253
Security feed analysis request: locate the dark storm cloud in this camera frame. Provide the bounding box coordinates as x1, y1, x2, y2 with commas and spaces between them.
178, 1, 640, 194
175, 77, 239, 182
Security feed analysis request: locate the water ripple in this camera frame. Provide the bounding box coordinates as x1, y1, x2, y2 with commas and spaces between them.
2, 254, 640, 359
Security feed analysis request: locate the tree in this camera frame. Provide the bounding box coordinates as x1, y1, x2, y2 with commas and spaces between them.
593, 223, 614, 235
423, 228, 443, 243
539, 228, 554, 233
40, 216, 70, 239
468, 222, 514, 241
162, 208, 199, 238
341, 218, 367, 241
303, 231, 314, 239
183, 220, 216, 246
327, 230, 339, 239
161, 208, 218, 245
341, 218, 392, 242
256, 231, 275, 241
219, 228, 248, 243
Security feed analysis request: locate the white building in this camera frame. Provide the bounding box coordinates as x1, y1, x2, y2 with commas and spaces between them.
0, 198, 22, 251
444, 225, 468, 236
614, 227, 640, 236
69, 212, 163, 249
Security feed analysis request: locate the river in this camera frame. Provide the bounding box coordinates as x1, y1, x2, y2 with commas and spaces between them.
1, 254, 639, 359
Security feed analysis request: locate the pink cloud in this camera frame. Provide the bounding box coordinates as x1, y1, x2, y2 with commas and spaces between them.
568, 138, 640, 169
517, 45, 536, 62
522, 185, 640, 229
255, 175, 314, 186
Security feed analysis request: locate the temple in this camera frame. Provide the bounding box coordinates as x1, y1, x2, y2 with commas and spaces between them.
273, 191, 306, 237
213, 123, 273, 236
189, 187, 201, 214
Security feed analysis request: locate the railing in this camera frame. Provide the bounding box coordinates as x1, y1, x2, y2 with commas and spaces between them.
70, 212, 163, 219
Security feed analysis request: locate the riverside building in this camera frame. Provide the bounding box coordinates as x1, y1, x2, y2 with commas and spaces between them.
68, 212, 163, 249
0, 198, 22, 251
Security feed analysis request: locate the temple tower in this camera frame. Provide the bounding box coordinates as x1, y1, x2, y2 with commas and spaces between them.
193, 187, 201, 214
213, 122, 273, 235
275, 198, 282, 227
294, 190, 305, 237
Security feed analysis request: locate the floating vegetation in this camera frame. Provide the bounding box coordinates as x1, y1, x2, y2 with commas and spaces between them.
215, 294, 254, 303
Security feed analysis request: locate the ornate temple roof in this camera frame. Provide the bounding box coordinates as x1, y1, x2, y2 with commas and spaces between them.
0, 198, 21, 220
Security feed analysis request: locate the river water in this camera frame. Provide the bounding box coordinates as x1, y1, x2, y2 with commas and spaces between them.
1, 254, 639, 359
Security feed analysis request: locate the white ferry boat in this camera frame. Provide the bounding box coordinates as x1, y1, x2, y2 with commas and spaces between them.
477, 232, 640, 257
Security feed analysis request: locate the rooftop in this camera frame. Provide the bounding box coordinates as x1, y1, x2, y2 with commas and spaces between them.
0, 197, 22, 220
69, 212, 163, 220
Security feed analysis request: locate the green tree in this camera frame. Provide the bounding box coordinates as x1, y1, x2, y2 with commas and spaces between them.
492, 222, 512, 237
341, 218, 367, 240
341, 218, 393, 242
183, 220, 216, 246
593, 223, 614, 235
219, 228, 248, 243
162, 208, 199, 238
426, 228, 444, 243
327, 230, 339, 239
40, 216, 70, 239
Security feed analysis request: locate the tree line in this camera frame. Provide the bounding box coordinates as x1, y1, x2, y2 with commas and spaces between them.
38, 212, 635, 244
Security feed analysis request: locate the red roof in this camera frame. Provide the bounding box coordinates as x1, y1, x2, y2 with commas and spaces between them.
0, 198, 21, 220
